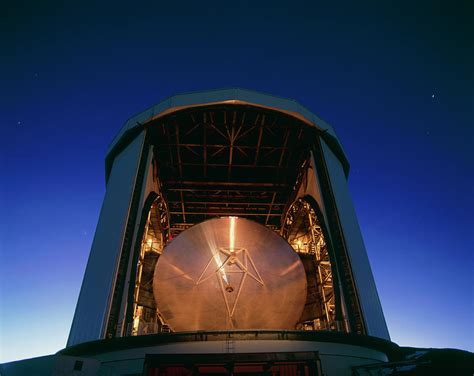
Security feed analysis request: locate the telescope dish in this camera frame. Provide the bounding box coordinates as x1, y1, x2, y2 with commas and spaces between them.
153, 217, 307, 331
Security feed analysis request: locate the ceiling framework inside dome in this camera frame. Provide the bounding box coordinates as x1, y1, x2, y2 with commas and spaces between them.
147, 104, 316, 236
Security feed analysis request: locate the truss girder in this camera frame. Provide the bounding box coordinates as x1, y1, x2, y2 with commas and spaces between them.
148, 105, 313, 235
282, 198, 338, 331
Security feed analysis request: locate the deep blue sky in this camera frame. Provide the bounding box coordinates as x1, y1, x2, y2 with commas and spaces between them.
1, 1, 472, 362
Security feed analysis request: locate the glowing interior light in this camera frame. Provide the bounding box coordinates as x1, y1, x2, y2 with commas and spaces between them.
147, 239, 153, 247
132, 315, 140, 333
229, 216, 236, 252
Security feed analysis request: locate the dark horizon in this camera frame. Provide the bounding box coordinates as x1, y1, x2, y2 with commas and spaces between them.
1, 0, 473, 362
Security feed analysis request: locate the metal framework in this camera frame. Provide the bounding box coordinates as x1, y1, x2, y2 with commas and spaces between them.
130, 193, 170, 336
196, 242, 265, 323
148, 104, 314, 235
282, 198, 338, 331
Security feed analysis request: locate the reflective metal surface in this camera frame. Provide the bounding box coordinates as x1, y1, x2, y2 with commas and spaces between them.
153, 217, 307, 331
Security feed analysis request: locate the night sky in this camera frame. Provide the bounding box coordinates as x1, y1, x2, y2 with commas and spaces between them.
1, 1, 472, 363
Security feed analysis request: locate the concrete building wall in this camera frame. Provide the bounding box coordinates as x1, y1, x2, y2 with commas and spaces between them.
56, 340, 388, 376
320, 139, 389, 340
68, 132, 146, 346
293, 151, 331, 235
116, 145, 162, 336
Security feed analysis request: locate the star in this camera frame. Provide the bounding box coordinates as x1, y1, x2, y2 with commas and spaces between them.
432, 94, 435, 98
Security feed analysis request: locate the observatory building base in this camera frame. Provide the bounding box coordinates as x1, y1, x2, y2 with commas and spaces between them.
52, 330, 396, 376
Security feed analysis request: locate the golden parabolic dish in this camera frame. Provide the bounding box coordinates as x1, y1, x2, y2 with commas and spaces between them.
153, 217, 307, 331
